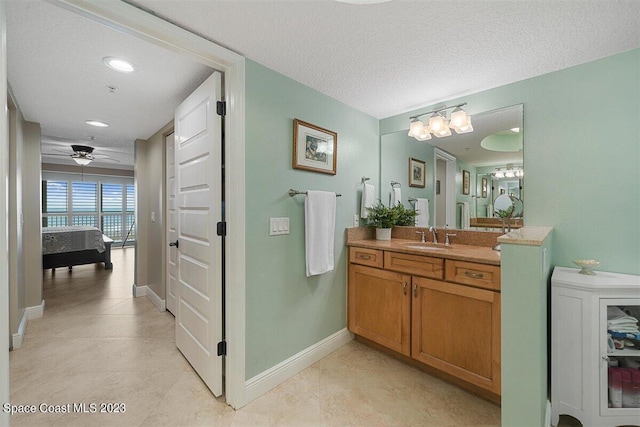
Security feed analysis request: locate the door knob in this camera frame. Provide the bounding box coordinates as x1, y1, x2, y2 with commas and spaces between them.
169, 240, 179, 248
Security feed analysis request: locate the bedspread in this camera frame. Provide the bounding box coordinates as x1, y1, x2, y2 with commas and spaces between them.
42, 226, 106, 255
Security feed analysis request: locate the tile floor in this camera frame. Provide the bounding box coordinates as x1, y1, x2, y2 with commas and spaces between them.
10, 248, 508, 426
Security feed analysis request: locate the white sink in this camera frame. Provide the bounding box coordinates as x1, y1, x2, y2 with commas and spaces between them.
402, 243, 447, 250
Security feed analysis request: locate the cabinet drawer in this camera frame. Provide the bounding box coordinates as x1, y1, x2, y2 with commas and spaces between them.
384, 251, 444, 279
349, 247, 384, 268
445, 260, 500, 291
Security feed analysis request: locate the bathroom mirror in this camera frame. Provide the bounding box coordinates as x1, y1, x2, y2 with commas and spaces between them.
380, 104, 523, 230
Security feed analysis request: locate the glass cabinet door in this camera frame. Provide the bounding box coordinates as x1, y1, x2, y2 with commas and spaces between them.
600, 298, 640, 417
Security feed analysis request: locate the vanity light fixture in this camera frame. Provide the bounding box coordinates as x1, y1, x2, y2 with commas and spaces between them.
408, 103, 472, 141
493, 165, 524, 179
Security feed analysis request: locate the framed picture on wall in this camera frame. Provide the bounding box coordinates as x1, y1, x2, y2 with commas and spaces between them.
462, 170, 470, 195
292, 119, 337, 175
408, 158, 426, 188
481, 177, 488, 198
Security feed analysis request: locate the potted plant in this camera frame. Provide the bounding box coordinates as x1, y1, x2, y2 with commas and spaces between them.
392, 203, 418, 226
367, 202, 399, 240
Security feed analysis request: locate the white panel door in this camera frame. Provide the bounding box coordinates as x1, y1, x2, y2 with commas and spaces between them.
174, 71, 223, 396
165, 131, 177, 315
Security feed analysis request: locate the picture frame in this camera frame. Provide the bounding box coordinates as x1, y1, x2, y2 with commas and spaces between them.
293, 119, 337, 175
462, 170, 470, 195
481, 177, 488, 198
408, 158, 426, 188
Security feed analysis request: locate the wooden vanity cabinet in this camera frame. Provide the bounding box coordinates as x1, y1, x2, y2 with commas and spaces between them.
348, 264, 411, 356
347, 246, 501, 397
411, 277, 501, 394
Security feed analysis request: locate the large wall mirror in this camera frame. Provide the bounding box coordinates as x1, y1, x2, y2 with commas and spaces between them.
380, 104, 524, 230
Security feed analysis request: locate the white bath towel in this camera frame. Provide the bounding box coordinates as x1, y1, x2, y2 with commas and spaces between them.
415, 198, 430, 227
390, 187, 401, 207
487, 204, 494, 218
461, 202, 470, 229
305, 190, 336, 277
360, 183, 375, 219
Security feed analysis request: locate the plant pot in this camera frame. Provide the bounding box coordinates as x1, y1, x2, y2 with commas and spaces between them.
376, 228, 392, 241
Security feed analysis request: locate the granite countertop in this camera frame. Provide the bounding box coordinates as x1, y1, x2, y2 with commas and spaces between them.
346, 238, 501, 266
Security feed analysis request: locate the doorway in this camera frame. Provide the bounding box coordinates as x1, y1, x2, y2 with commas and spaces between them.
434, 148, 456, 228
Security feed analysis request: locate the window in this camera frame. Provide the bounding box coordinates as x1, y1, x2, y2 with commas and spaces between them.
42, 175, 135, 244
42, 180, 68, 227
72, 182, 98, 227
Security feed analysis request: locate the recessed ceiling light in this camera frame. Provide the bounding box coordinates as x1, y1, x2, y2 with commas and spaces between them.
511, 127, 520, 133
86, 120, 109, 128
102, 56, 137, 73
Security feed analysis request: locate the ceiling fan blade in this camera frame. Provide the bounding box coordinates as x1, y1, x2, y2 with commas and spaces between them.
94, 157, 121, 163
51, 148, 72, 154
42, 153, 72, 157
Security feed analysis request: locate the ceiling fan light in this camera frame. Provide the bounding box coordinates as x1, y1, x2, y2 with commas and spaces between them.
73, 156, 92, 166
408, 118, 424, 137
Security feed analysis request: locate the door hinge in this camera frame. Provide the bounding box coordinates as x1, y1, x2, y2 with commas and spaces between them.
216, 101, 226, 116
217, 340, 227, 356
216, 221, 226, 236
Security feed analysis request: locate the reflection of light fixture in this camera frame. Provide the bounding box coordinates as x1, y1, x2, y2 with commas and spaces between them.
408, 103, 472, 141
492, 165, 523, 179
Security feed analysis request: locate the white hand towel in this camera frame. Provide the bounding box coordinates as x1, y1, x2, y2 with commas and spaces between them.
415, 198, 430, 227
305, 190, 336, 277
360, 183, 375, 219
461, 202, 470, 229
487, 204, 494, 218
390, 188, 401, 207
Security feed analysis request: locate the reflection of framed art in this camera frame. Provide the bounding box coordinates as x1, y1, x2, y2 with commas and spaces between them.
481, 177, 488, 198
293, 119, 337, 175
408, 158, 426, 188
462, 170, 470, 195
436, 180, 440, 195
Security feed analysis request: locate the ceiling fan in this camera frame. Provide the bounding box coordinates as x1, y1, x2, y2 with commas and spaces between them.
43, 144, 120, 166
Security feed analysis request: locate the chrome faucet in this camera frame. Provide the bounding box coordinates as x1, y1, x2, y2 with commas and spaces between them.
415, 231, 426, 243
445, 233, 457, 246
428, 226, 438, 244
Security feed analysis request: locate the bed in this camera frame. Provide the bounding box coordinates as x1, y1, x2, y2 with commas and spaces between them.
42, 226, 113, 270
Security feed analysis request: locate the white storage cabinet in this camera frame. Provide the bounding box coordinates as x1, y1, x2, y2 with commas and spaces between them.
551, 267, 640, 427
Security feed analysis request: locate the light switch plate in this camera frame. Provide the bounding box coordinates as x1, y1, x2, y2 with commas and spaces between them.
270, 217, 290, 235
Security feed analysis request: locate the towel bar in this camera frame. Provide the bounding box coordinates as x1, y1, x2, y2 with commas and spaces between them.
408, 198, 417, 203
391, 181, 401, 188
288, 189, 342, 197
361, 177, 370, 184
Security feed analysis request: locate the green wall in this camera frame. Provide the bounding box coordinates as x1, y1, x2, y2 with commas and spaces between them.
245, 60, 379, 379
381, 48, 640, 275
380, 131, 435, 214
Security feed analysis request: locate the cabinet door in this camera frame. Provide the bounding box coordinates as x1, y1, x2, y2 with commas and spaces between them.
348, 264, 411, 356
411, 277, 501, 394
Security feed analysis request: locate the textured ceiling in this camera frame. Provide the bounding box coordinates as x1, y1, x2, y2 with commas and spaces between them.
6, 0, 640, 171
6, 0, 213, 169
130, 0, 640, 119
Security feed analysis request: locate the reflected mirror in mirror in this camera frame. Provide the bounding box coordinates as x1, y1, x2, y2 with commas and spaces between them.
380, 104, 523, 230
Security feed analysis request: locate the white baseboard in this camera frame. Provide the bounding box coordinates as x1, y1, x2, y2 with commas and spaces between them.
132, 284, 165, 312
132, 283, 147, 297
11, 310, 28, 349
145, 285, 166, 312
26, 300, 45, 320
12, 300, 46, 350
244, 328, 353, 405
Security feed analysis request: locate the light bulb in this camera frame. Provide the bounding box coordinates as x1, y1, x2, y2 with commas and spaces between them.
408, 119, 424, 137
